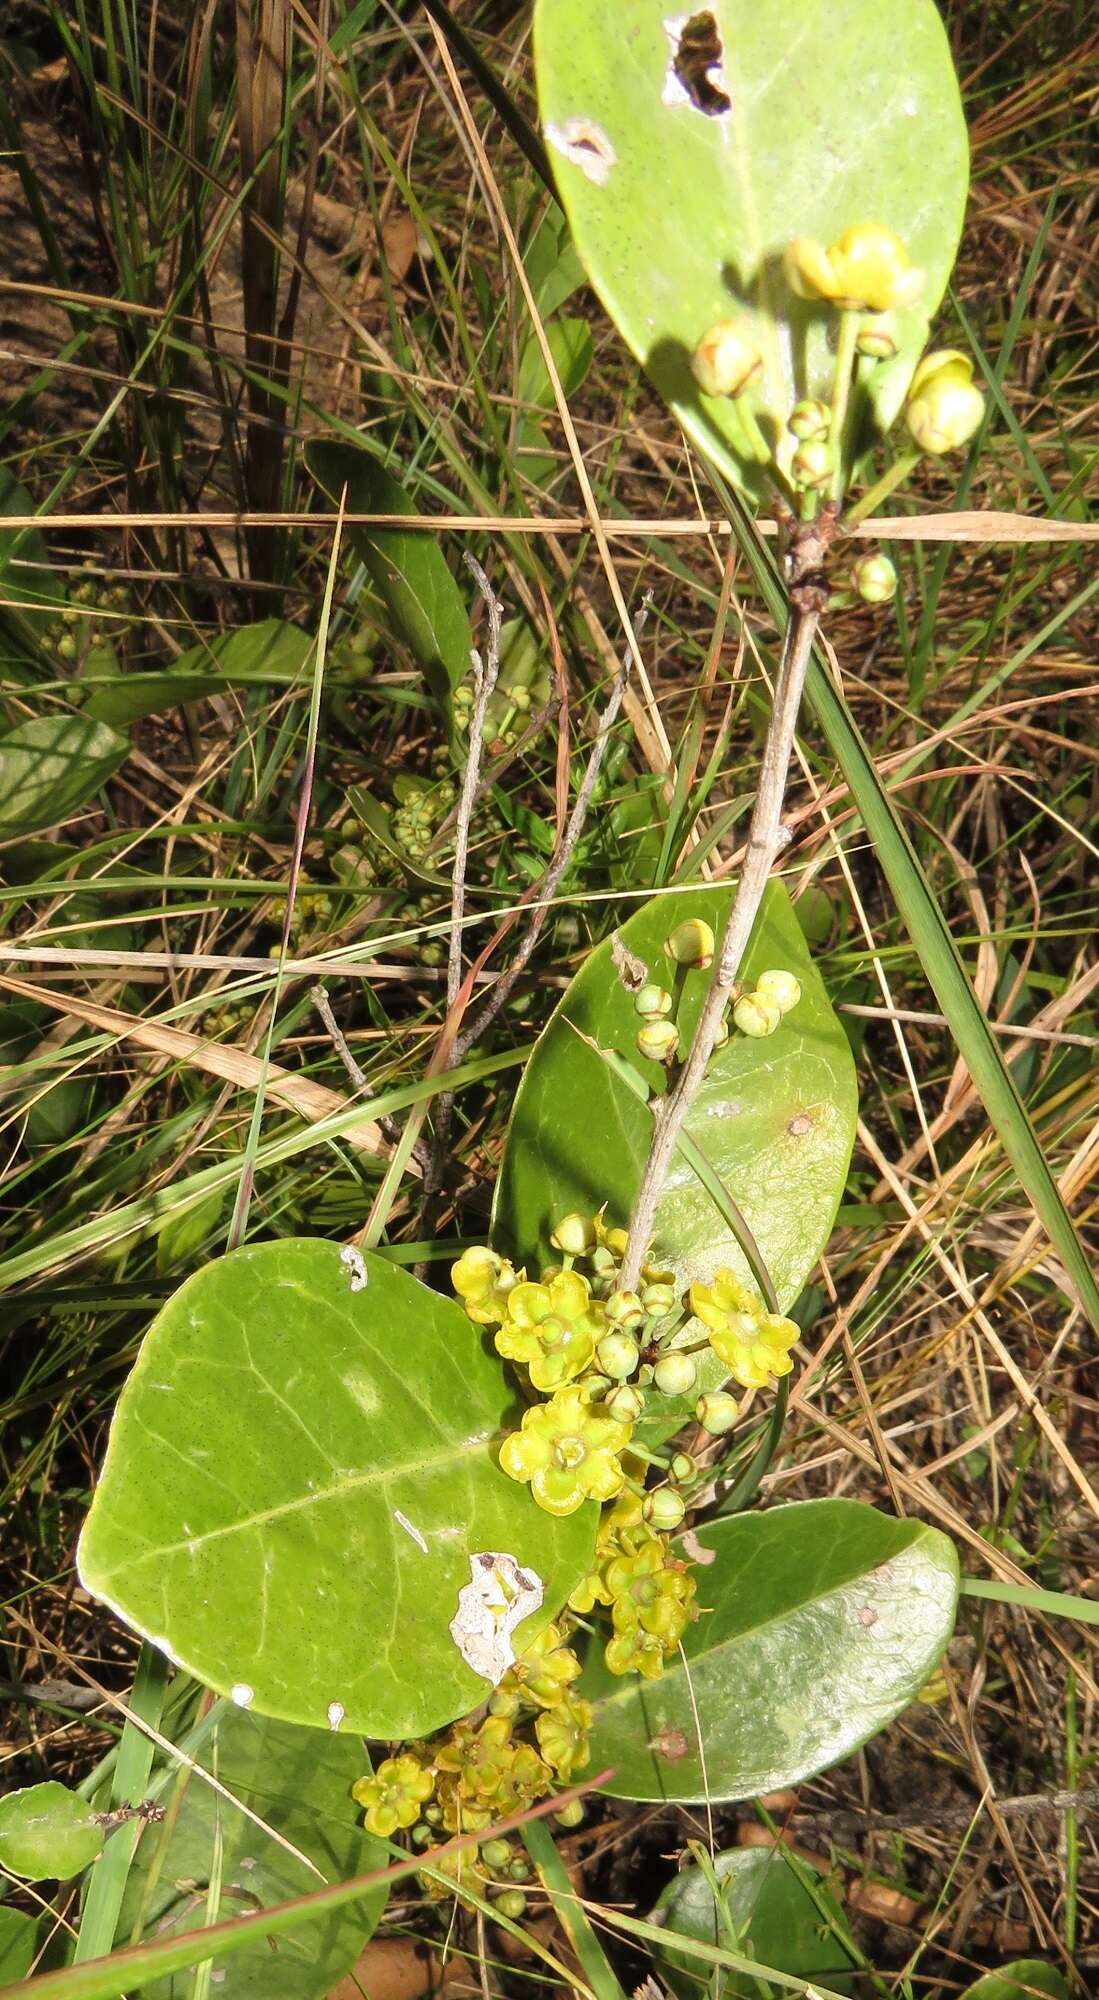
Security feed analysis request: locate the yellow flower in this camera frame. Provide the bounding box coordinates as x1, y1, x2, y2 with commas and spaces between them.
784, 224, 925, 312
498, 1384, 632, 1516
604, 1623, 668, 1681
451, 1245, 519, 1325
535, 1693, 593, 1780
605, 1539, 696, 1645
905, 348, 985, 454
689, 1269, 799, 1390
352, 1752, 434, 1837
494, 1269, 603, 1391
500, 1621, 582, 1710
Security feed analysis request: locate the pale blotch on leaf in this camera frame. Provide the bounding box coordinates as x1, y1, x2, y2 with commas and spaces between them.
393, 1508, 429, 1554
449, 1551, 543, 1687
339, 1244, 368, 1292
230, 1683, 254, 1708
545, 117, 617, 186
327, 1700, 346, 1730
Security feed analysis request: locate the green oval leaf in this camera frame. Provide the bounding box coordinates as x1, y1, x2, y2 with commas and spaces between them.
0, 1781, 104, 1881
0, 1907, 40, 1982
534, 0, 968, 497
582, 1499, 959, 1801
78, 1240, 594, 1738
85, 619, 315, 729
960, 1966, 1069, 2000
652, 1846, 859, 1999
492, 882, 856, 1302
0, 714, 128, 835
305, 441, 472, 699
118, 1707, 388, 2000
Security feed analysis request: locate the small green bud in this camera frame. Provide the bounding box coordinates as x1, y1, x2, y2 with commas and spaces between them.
788, 397, 831, 441
494, 1888, 527, 1920
596, 1332, 641, 1380
856, 312, 899, 359
423, 1803, 443, 1825
606, 1289, 644, 1327
755, 968, 802, 1015
554, 1798, 585, 1829
790, 437, 834, 489
691, 318, 763, 399
604, 1382, 645, 1423
480, 1839, 511, 1872
696, 1391, 740, 1435
643, 1487, 686, 1531
550, 1212, 596, 1256
635, 983, 674, 1019
641, 1280, 678, 1315
664, 918, 715, 969
712, 1015, 730, 1049
653, 1351, 698, 1397
508, 1859, 531, 1882
637, 1019, 680, 1064
851, 552, 898, 604
57, 633, 78, 662
411, 1822, 435, 1847
670, 1451, 697, 1484
733, 992, 781, 1038
511, 685, 532, 712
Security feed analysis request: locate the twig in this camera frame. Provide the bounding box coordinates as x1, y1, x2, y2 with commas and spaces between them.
619, 515, 835, 1290
453, 608, 646, 1062
420, 554, 503, 1215
310, 983, 370, 1094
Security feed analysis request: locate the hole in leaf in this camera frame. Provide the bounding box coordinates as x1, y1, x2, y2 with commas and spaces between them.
671, 12, 732, 115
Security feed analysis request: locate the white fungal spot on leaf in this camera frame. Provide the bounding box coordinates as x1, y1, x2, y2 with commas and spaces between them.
340, 1245, 368, 1292
394, 1509, 429, 1554
230, 1683, 254, 1709
327, 1700, 345, 1730
449, 1552, 544, 1687
545, 118, 617, 186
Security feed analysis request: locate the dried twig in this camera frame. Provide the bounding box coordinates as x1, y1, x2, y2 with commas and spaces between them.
454, 606, 647, 1063
420, 554, 504, 1214
620, 516, 836, 1290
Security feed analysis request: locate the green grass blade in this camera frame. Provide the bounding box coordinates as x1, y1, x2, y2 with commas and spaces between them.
73, 1644, 169, 1962
523, 1818, 630, 2000
960, 1578, 1099, 1627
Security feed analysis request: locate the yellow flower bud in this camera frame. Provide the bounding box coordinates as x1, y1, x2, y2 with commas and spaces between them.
851, 552, 898, 604
635, 983, 674, 1018
856, 312, 899, 359
790, 437, 834, 490
664, 917, 715, 968
755, 968, 802, 1015
788, 398, 831, 441
690, 318, 764, 399
549, 1212, 596, 1256
784, 224, 925, 313
637, 1018, 680, 1064
905, 349, 985, 455
733, 991, 781, 1038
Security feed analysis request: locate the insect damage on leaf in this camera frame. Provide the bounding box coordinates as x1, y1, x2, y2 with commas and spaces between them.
663, 12, 732, 115
545, 117, 618, 186
449, 1551, 544, 1686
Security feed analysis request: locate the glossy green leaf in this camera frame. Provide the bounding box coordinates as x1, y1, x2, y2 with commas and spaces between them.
0, 1782, 104, 1880
78, 1239, 594, 1738
117, 1707, 387, 2000
534, 0, 967, 498
0, 714, 128, 835
85, 619, 314, 728
305, 442, 472, 699
582, 1499, 959, 1801
960, 1965, 1069, 2000
0, 1908, 40, 1982
493, 882, 856, 1302
652, 1846, 858, 1999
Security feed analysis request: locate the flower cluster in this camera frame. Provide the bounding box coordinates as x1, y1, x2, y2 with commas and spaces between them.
689, 222, 986, 536
689, 1268, 800, 1390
